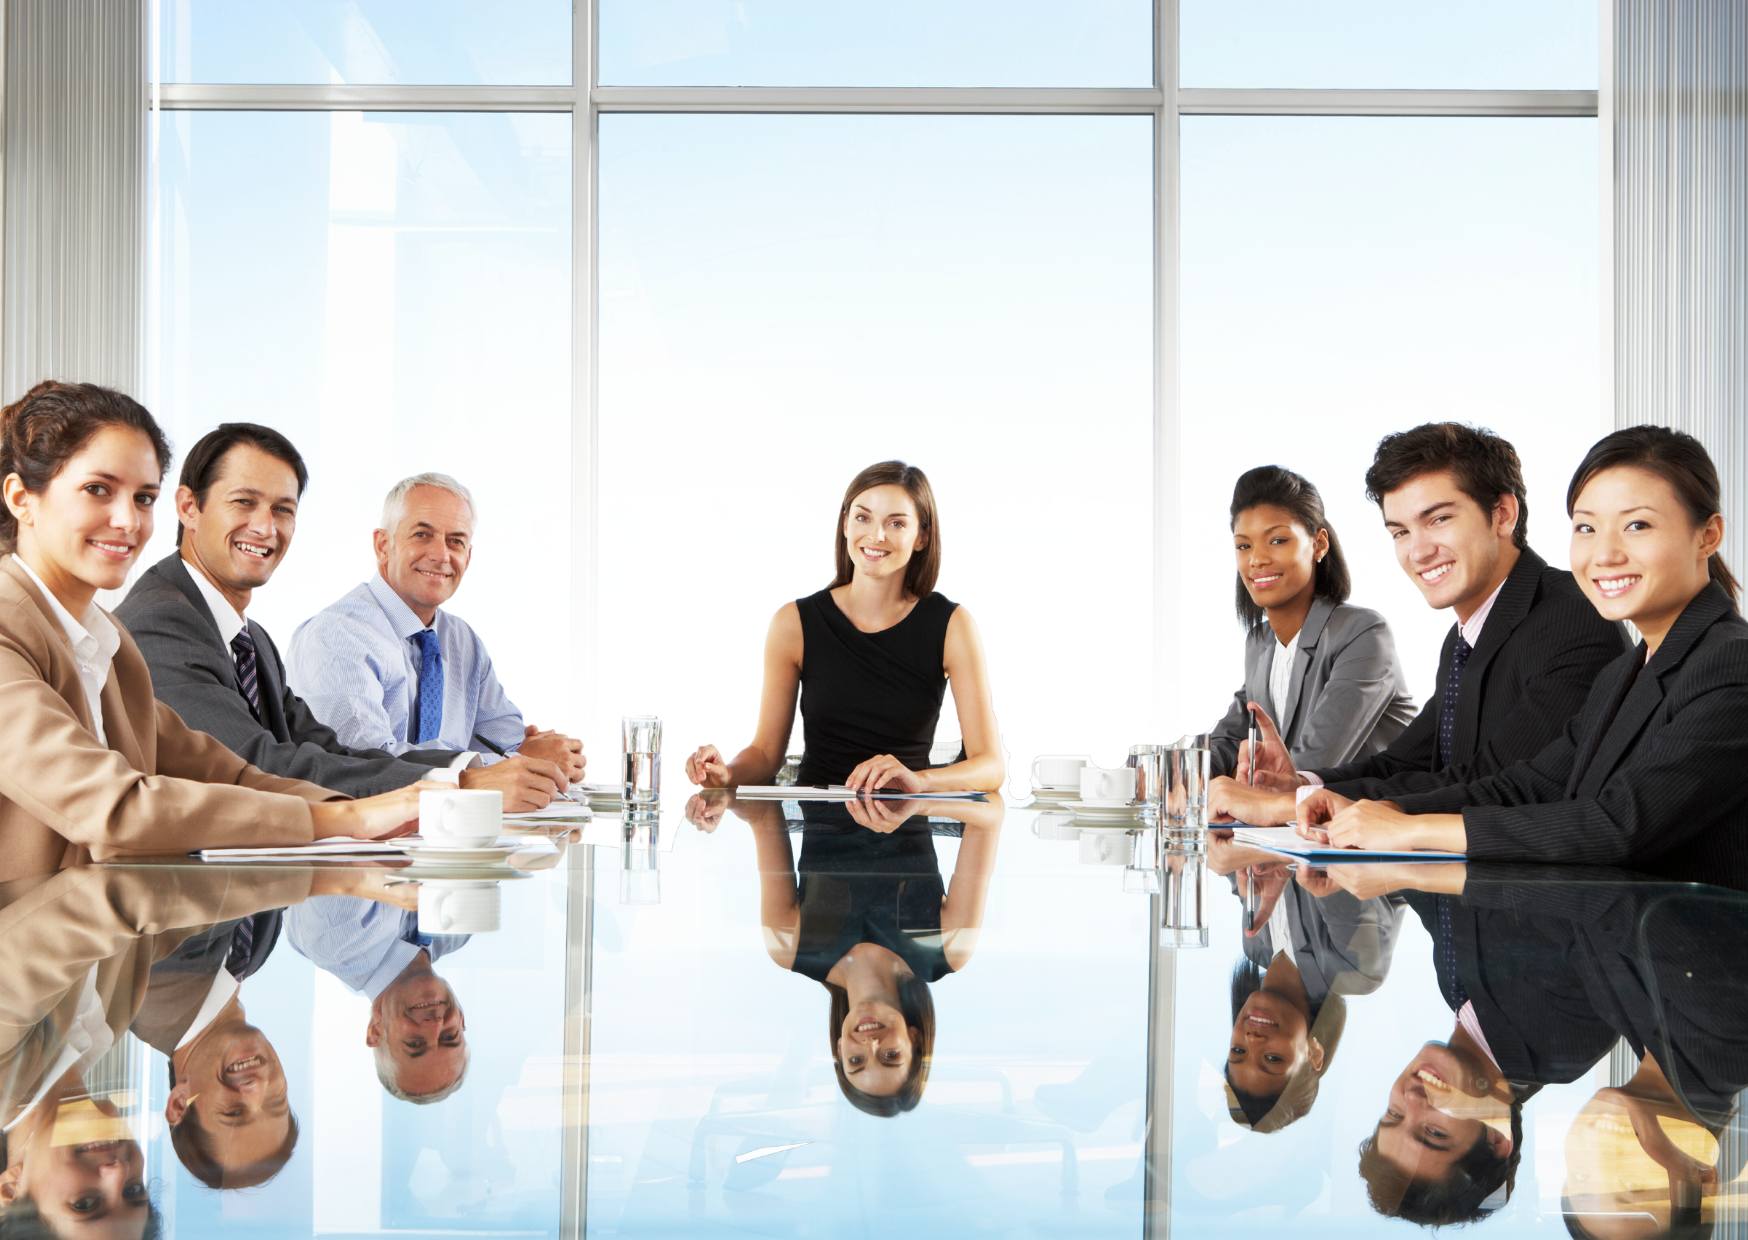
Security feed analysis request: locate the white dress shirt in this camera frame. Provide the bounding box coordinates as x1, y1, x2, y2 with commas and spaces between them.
1268, 630, 1301, 723
185, 557, 247, 647
14, 556, 121, 746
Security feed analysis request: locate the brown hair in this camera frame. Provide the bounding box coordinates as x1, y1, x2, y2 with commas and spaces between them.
830, 461, 941, 598
169, 1103, 299, 1190
1229, 465, 1353, 628
825, 973, 936, 1117
0, 381, 173, 552
1365, 423, 1529, 551
1566, 424, 1739, 606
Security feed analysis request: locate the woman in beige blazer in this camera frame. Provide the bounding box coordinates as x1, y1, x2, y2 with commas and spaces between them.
0, 381, 419, 880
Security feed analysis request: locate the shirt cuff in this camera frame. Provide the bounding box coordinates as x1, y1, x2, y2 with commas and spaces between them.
445, 752, 477, 773
1293, 775, 1324, 807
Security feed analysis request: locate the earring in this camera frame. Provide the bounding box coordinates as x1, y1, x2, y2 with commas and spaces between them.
1473, 1077, 1490, 1092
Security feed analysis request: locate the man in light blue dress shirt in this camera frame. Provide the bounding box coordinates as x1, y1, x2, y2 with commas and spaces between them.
288, 473, 585, 784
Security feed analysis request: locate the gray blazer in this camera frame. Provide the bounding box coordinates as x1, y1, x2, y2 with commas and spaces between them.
1208, 597, 1417, 777
115, 553, 457, 797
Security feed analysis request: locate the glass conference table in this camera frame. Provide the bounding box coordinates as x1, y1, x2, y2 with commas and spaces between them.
2, 796, 1744, 1238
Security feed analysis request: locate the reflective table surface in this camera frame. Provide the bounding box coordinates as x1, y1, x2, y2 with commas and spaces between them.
3, 797, 1744, 1237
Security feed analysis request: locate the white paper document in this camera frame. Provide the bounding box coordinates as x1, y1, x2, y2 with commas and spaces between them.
733, 785, 988, 802
506, 804, 594, 821
194, 837, 408, 861
1230, 825, 1465, 863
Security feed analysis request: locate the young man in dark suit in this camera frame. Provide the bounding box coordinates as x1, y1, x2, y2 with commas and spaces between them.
1213, 423, 1630, 825
115, 423, 565, 806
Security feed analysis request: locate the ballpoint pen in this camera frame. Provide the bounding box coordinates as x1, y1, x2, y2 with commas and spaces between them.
1246, 718, 1257, 787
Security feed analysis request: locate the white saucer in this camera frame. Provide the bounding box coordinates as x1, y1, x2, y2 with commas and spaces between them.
1064, 800, 1144, 823
1029, 786, 1078, 803
393, 839, 520, 864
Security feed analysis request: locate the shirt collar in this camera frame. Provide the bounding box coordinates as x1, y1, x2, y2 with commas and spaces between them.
182, 556, 247, 647
1458, 577, 1509, 649
366, 573, 437, 642
13, 554, 120, 666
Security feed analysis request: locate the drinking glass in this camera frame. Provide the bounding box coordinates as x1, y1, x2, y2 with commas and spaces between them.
1127, 744, 1167, 814
621, 715, 662, 807
1159, 847, 1208, 949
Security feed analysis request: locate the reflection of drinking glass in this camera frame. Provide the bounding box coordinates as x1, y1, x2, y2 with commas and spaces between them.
1127, 745, 1167, 814
620, 812, 660, 905
1159, 847, 1208, 949
621, 715, 662, 806
1124, 826, 1162, 894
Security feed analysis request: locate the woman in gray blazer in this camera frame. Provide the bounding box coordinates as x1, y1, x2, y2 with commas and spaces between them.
1208, 466, 1417, 777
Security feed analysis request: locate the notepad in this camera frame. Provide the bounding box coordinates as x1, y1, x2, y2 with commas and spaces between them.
194, 837, 408, 861
1230, 825, 1465, 863
734, 785, 987, 802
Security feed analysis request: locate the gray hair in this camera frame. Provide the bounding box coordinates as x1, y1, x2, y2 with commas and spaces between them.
373, 1039, 470, 1105
380, 472, 476, 533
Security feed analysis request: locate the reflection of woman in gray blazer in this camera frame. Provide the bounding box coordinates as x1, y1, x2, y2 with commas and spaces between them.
1208, 467, 1416, 777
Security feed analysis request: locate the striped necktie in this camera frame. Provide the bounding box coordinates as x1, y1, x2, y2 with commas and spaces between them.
412, 628, 444, 744
230, 628, 262, 720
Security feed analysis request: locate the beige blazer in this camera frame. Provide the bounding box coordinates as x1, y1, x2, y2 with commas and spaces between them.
0, 555, 339, 880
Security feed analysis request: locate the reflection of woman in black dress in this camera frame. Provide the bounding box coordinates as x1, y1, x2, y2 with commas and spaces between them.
747, 797, 1000, 1117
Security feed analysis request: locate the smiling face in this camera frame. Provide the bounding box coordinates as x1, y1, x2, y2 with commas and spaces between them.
178, 442, 300, 609
842, 484, 924, 588
1571, 465, 1721, 654
3, 424, 160, 610
167, 1012, 291, 1179
368, 968, 468, 1100
1380, 471, 1520, 621
1227, 988, 1319, 1099
1232, 503, 1327, 617
835, 998, 919, 1099
374, 485, 473, 625
0, 1095, 149, 1240
1375, 1042, 1514, 1180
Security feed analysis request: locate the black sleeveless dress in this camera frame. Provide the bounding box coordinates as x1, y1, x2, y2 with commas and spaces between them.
788, 807, 953, 985
794, 588, 958, 787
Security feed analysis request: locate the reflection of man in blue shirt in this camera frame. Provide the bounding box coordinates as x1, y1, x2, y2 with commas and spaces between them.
286, 896, 470, 1105
287, 473, 584, 783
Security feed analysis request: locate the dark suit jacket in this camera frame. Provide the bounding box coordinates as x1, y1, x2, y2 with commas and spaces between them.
1312, 548, 1630, 799
129, 911, 284, 1053
1394, 584, 1748, 872
116, 554, 454, 797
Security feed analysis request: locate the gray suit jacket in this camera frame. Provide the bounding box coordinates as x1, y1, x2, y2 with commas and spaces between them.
1208, 598, 1417, 777
115, 553, 456, 797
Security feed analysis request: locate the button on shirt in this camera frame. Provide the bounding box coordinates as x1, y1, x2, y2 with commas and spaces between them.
286, 574, 524, 760
14, 557, 121, 746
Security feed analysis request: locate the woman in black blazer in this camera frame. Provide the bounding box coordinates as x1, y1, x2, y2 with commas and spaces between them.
1207, 466, 1416, 777
1301, 426, 1746, 874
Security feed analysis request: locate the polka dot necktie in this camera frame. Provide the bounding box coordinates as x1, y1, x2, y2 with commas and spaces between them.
411, 628, 444, 745
1436, 634, 1473, 769
1435, 895, 1469, 1009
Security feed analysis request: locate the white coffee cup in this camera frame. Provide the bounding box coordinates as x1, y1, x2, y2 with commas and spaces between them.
418, 789, 502, 847
1079, 764, 1137, 806
417, 880, 501, 935
1031, 754, 1089, 791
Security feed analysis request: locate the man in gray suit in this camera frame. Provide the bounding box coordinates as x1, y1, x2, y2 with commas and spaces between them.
116, 423, 564, 806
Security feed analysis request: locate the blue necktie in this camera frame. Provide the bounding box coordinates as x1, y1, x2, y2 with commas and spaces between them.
1436, 634, 1473, 769
411, 628, 443, 744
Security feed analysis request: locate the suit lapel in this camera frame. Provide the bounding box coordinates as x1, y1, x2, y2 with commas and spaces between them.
1453, 549, 1547, 763
1277, 597, 1335, 739
1574, 587, 1731, 796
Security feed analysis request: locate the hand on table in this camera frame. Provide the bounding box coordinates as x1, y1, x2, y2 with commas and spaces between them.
685, 790, 733, 832
1297, 861, 1467, 901
1208, 775, 1296, 826
685, 744, 733, 788
461, 754, 564, 811
520, 725, 585, 783
843, 754, 925, 795
1207, 831, 1284, 877
1295, 795, 1414, 852
312, 780, 437, 841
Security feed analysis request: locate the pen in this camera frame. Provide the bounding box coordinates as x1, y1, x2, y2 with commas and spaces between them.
1246, 719, 1257, 787
471, 732, 509, 757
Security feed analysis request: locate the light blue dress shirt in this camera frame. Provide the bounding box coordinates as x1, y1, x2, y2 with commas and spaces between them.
285, 896, 467, 1001
287, 574, 526, 758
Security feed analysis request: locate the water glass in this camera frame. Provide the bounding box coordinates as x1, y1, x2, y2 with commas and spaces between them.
621, 715, 662, 807
1159, 847, 1209, 949
1163, 734, 1211, 844
1127, 744, 1168, 814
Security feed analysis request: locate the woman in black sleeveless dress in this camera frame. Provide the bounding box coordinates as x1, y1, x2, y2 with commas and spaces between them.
684, 460, 1002, 794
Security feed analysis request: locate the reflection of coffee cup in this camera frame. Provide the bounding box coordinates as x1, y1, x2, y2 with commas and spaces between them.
418, 880, 501, 935
419, 789, 502, 846
1030, 754, 1088, 791
1079, 831, 1127, 866
1079, 765, 1137, 805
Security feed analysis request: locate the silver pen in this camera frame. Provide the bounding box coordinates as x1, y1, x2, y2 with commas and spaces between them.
1246, 718, 1258, 787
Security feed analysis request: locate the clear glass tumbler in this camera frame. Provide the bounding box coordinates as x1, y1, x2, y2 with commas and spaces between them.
621, 715, 662, 807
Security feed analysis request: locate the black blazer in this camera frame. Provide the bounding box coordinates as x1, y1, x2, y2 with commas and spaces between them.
115, 554, 455, 797
1394, 584, 1748, 872
1313, 548, 1630, 798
